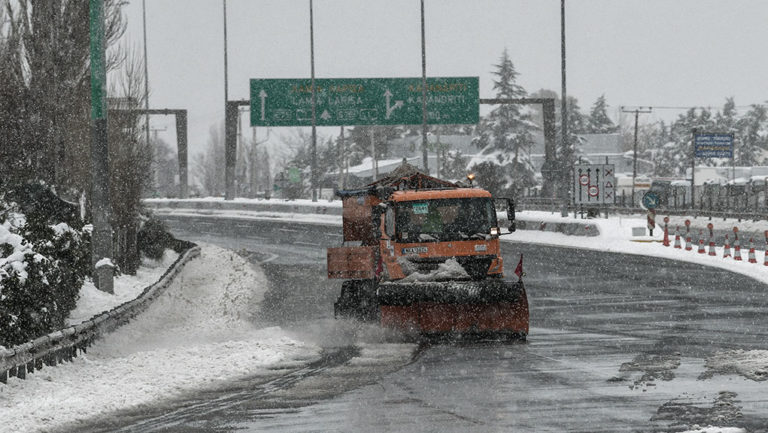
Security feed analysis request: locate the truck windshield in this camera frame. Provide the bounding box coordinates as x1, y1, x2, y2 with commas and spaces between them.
395, 198, 497, 242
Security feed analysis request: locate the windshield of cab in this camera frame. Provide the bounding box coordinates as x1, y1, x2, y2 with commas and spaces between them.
395, 198, 497, 242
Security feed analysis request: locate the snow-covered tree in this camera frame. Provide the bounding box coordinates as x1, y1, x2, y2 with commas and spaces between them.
471, 49, 537, 196
585, 95, 617, 133
736, 104, 768, 166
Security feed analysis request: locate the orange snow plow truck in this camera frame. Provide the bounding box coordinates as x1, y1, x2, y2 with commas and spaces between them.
327, 163, 529, 339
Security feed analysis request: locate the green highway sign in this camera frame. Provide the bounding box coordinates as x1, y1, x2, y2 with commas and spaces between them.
250, 77, 478, 127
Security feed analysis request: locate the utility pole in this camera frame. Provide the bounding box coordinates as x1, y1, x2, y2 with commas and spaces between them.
420, 0, 429, 173
309, 0, 318, 201
89, 0, 113, 293
621, 106, 652, 204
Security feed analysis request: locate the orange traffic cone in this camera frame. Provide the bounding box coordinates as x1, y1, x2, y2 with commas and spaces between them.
685, 227, 693, 251
748, 238, 757, 263
707, 223, 716, 256
674, 226, 682, 249
698, 230, 706, 254
663, 217, 670, 247
734, 228, 742, 261
723, 234, 731, 258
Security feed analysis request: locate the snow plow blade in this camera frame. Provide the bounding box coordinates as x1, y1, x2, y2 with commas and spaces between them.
378, 279, 529, 338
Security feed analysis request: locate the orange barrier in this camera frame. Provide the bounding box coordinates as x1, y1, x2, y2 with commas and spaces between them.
685, 220, 693, 251
734, 227, 742, 261
748, 238, 757, 263
674, 226, 682, 249
663, 217, 670, 247
697, 230, 706, 254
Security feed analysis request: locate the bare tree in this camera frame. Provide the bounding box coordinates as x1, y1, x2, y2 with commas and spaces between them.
193, 123, 226, 197
0, 0, 126, 192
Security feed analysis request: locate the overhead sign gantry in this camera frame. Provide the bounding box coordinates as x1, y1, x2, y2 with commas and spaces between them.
249, 77, 479, 126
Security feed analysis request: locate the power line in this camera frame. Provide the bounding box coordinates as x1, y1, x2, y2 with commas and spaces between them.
620, 104, 762, 111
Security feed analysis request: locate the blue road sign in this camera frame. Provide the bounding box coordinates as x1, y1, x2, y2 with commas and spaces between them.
642, 191, 660, 209
694, 133, 734, 158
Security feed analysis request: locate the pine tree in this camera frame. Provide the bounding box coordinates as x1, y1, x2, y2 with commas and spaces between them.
471, 49, 537, 196
586, 95, 617, 133
736, 104, 768, 166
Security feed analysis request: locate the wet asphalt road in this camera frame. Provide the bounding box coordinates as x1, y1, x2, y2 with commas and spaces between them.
70, 215, 768, 432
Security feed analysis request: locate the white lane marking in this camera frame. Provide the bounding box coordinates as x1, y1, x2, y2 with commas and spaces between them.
295, 241, 321, 247
259, 252, 280, 264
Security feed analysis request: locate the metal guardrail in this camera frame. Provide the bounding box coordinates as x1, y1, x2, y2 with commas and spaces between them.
0, 245, 200, 383
518, 198, 768, 222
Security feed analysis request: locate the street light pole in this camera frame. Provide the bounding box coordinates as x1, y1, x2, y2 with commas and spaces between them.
223, 0, 237, 200
621, 106, 652, 204
560, 0, 569, 210
310, 0, 318, 201
142, 0, 150, 153
420, 0, 429, 173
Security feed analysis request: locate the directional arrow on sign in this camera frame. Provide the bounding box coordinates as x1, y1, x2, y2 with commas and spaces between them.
384, 89, 404, 119
320, 110, 331, 121
259, 90, 268, 121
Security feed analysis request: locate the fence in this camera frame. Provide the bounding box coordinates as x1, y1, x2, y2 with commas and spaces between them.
519, 184, 768, 222
0, 244, 200, 384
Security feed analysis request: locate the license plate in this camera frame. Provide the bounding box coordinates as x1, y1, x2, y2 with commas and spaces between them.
402, 246, 428, 254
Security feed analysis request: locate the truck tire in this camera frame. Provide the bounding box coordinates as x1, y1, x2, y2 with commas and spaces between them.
334, 280, 380, 322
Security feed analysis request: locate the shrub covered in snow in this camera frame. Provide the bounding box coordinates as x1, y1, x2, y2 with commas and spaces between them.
0, 184, 91, 347
137, 217, 193, 260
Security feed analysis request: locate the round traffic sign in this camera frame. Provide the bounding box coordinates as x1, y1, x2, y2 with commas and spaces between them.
642, 191, 660, 209
579, 174, 589, 186
588, 185, 599, 197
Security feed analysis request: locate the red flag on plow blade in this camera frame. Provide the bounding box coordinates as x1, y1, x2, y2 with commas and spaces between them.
327, 163, 530, 340
514, 254, 524, 280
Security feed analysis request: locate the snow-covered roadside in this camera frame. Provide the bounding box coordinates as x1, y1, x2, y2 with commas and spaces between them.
507, 210, 768, 287
0, 244, 319, 433
65, 249, 179, 325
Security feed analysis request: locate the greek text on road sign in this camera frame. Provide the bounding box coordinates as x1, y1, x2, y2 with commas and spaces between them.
694, 133, 734, 158
250, 77, 479, 127
573, 164, 616, 205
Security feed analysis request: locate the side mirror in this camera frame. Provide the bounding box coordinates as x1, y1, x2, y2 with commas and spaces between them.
385, 206, 395, 237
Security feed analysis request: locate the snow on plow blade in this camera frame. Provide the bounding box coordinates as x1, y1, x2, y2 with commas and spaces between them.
378, 280, 529, 337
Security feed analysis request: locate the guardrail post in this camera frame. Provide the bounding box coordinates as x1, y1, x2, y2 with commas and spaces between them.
1, 370, 7, 384
17, 364, 26, 379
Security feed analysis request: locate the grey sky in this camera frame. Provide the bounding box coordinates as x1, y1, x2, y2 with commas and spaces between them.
122, 0, 768, 158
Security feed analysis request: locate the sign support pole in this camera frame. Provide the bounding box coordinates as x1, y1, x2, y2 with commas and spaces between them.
89, 0, 113, 293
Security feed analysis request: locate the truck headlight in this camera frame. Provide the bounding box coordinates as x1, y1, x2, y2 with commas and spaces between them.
490, 227, 499, 236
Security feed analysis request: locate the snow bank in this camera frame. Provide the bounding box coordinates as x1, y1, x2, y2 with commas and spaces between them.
677, 427, 746, 433
66, 249, 179, 326
704, 350, 768, 381
0, 243, 319, 433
